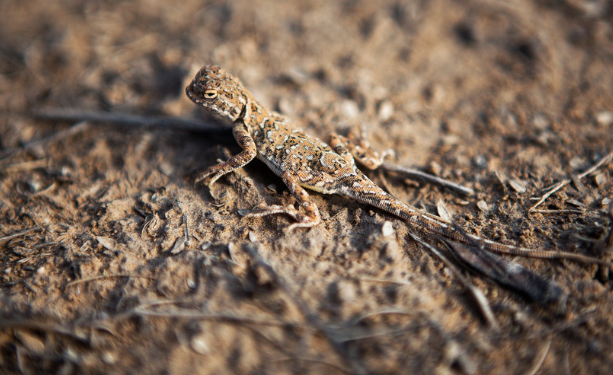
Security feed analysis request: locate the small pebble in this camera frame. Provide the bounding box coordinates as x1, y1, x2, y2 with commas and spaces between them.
532, 114, 549, 130
61, 166, 72, 177
96, 237, 117, 251
473, 155, 488, 168
477, 200, 489, 212
595, 110, 613, 126
381, 221, 394, 237
101, 351, 117, 365
566, 199, 585, 208
378, 101, 394, 121
594, 173, 607, 187
341, 100, 360, 119
159, 162, 174, 176
508, 179, 527, 193
15, 331, 45, 353
278, 97, 295, 116
429, 161, 442, 176
437, 200, 452, 222
170, 236, 187, 254
190, 336, 210, 355
569, 156, 585, 169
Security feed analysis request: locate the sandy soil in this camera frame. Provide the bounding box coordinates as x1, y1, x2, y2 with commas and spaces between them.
1, 0, 612, 374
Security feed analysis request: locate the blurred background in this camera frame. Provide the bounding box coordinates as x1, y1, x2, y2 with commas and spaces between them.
1, 0, 612, 374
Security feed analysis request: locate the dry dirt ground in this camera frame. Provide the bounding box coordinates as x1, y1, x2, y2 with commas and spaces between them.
1, 0, 613, 374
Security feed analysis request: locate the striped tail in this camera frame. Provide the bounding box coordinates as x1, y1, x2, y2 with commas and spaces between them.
339, 172, 609, 265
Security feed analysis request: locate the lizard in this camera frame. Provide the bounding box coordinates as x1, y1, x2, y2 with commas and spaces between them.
185, 64, 608, 266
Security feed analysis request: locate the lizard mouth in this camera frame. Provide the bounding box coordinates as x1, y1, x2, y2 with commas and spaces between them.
185, 83, 199, 104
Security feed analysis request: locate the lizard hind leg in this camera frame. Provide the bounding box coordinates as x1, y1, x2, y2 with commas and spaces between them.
242, 171, 321, 231
329, 130, 394, 171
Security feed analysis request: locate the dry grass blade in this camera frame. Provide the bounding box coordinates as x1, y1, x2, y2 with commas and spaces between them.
524, 338, 552, 375
0, 159, 48, 172
408, 232, 500, 329
357, 277, 412, 286
530, 150, 613, 211
529, 179, 570, 212
0, 227, 42, 246
337, 325, 417, 342
444, 239, 569, 313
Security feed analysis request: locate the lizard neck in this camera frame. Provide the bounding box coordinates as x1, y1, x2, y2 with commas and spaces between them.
244, 96, 273, 124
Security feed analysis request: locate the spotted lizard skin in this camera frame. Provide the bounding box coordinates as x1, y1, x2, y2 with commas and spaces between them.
186, 65, 605, 264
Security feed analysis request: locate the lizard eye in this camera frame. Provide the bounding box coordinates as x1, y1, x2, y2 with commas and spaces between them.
203, 89, 218, 99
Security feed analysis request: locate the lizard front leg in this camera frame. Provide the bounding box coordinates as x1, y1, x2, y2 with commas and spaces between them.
244, 170, 321, 231
195, 123, 257, 186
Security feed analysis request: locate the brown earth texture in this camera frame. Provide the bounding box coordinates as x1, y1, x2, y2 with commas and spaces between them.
1, 0, 613, 374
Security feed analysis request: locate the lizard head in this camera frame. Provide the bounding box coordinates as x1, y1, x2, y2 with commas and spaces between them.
186, 65, 248, 123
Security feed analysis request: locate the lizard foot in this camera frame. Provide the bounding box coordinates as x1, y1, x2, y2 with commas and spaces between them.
193, 168, 224, 186
240, 204, 320, 231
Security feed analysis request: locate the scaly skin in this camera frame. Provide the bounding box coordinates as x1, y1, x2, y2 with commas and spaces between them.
186, 65, 607, 265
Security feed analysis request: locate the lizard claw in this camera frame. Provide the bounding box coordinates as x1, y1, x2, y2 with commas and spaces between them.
195, 171, 223, 187
241, 204, 320, 230
242, 204, 301, 220
381, 149, 396, 163
286, 218, 318, 231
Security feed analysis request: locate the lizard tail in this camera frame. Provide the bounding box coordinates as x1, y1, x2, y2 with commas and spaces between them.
339, 174, 609, 265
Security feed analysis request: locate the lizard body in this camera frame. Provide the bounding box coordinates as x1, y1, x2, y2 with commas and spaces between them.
186, 65, 604, 265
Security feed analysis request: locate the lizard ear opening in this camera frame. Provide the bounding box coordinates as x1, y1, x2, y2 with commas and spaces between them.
204, 89, 218, 99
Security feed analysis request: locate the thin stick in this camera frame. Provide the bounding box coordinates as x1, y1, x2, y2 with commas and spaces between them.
382, 161, 475, 196
529, 179, 570, 211
530, 150, 613, 211
65, 274, 156, 287
578, 150, 613, 179
130, 310, 300, 327
124, 299, 305, 327
531, 209, 586, 215
0, 121, 91, 162
30, 107, 222, 132
0, 159, 48, 172
0, 227, 42, 246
